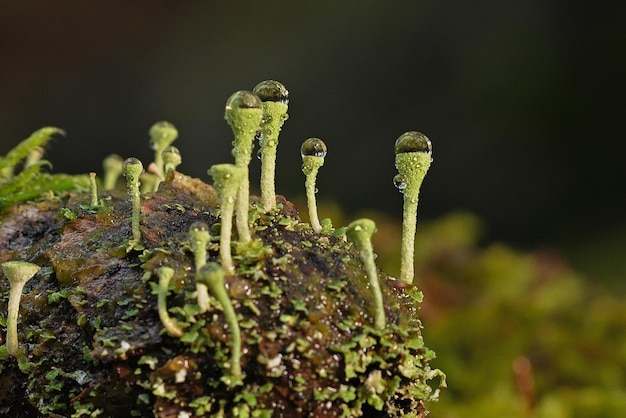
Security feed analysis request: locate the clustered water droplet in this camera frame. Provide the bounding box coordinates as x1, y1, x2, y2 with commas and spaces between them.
253, 80, 289, 104
300, 137, 328, 158
394, 131, 432, 155
225, 90, 263, 110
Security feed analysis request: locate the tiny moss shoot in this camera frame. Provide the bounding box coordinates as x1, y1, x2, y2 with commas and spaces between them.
122, 157, 144, 251
162, 145, 182, 175
224, 91, 264, 242
208, 163, 245, 274
394, 131, 432, 284
253, 80, 289, 212
156, 267, 183, 338
346, 219, 386, 329
24, 146, 45, 169
300, 137, 327, 233
189, 221, 211, 312
89, 172, 98, 206
102, 154, 124, 191
1, 261, 41, 358
197, 263, 242, 386
149, 121, 178, 180
0, 127, 63, 182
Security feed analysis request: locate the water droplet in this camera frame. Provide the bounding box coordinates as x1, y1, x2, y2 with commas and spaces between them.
122, 157, 144, 179
394, 131, 432, 155
252, 80, 289, 104
393, 174, 407, 193
162, 145, 181, 159
189, 221, 209, 233
225, 90, 262, 111
301, 138, 327, 158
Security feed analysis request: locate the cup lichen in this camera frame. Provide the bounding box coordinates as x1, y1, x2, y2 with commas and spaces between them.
89, 172, 98, 207
122, 157, 144, 251
394, 131, 433, 284
102, 154, 124, 191
156, 266, 183, 338
1, 261, 41, 358
346, 218, 385, 330
149, 121, 179, 180
188, 221, 211, 312
162, 145, 182, 176
253, 80, 289, 213
300, 137, 327, 233
224, 90, 264, 243
197, 262, 243, 387
208, 163, 245, 274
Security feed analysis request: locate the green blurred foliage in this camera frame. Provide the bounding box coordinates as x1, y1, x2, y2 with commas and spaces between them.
368, 212, 626, 417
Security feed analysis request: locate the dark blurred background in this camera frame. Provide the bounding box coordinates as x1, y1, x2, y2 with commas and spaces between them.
1, 1, 625, 282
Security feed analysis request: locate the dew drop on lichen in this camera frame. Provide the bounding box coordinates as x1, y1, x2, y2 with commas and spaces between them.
162, 145, 181, 159
225, 90, 262, 111
122, 157, 144, 177
394, 131, 432, 155
189, 221, 209, 233
393, 174, 407, 193
252, 80, 289, 104
301, 138, 327, 158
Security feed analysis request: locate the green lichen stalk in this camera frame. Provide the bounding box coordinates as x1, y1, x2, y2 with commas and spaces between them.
197, 263, 242, 386
394, 131, 432, 284
301, 137, 327, 233
224, 91, 264, 242
189, 221, 211, 312
149, 121, 178, 180
208, 163, 245, 274
162, 146, 182, 175
156, 267, 183, 338
346, 219, 385, 329
1, 261, 41, 358
122, 157, 144, 251
89, 172, 98, 206
102, 154, 124, 191
253, 80, 289, 212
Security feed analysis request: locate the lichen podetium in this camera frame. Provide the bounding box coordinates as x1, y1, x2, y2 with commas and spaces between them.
0, 83, 443, 418
394, 131, 433, 284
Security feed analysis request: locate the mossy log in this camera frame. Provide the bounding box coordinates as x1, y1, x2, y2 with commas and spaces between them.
0, 172, 440, 417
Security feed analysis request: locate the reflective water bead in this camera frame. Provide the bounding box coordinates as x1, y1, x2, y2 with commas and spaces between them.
225, 90, 262, 110
301, 138, 328, 158
253, 80, 289, 104
162, 145, 181, 165
189, 221, 209, 233
394, 131, 432, 155
122, 157, 144, 178
393, 174, 407, 193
